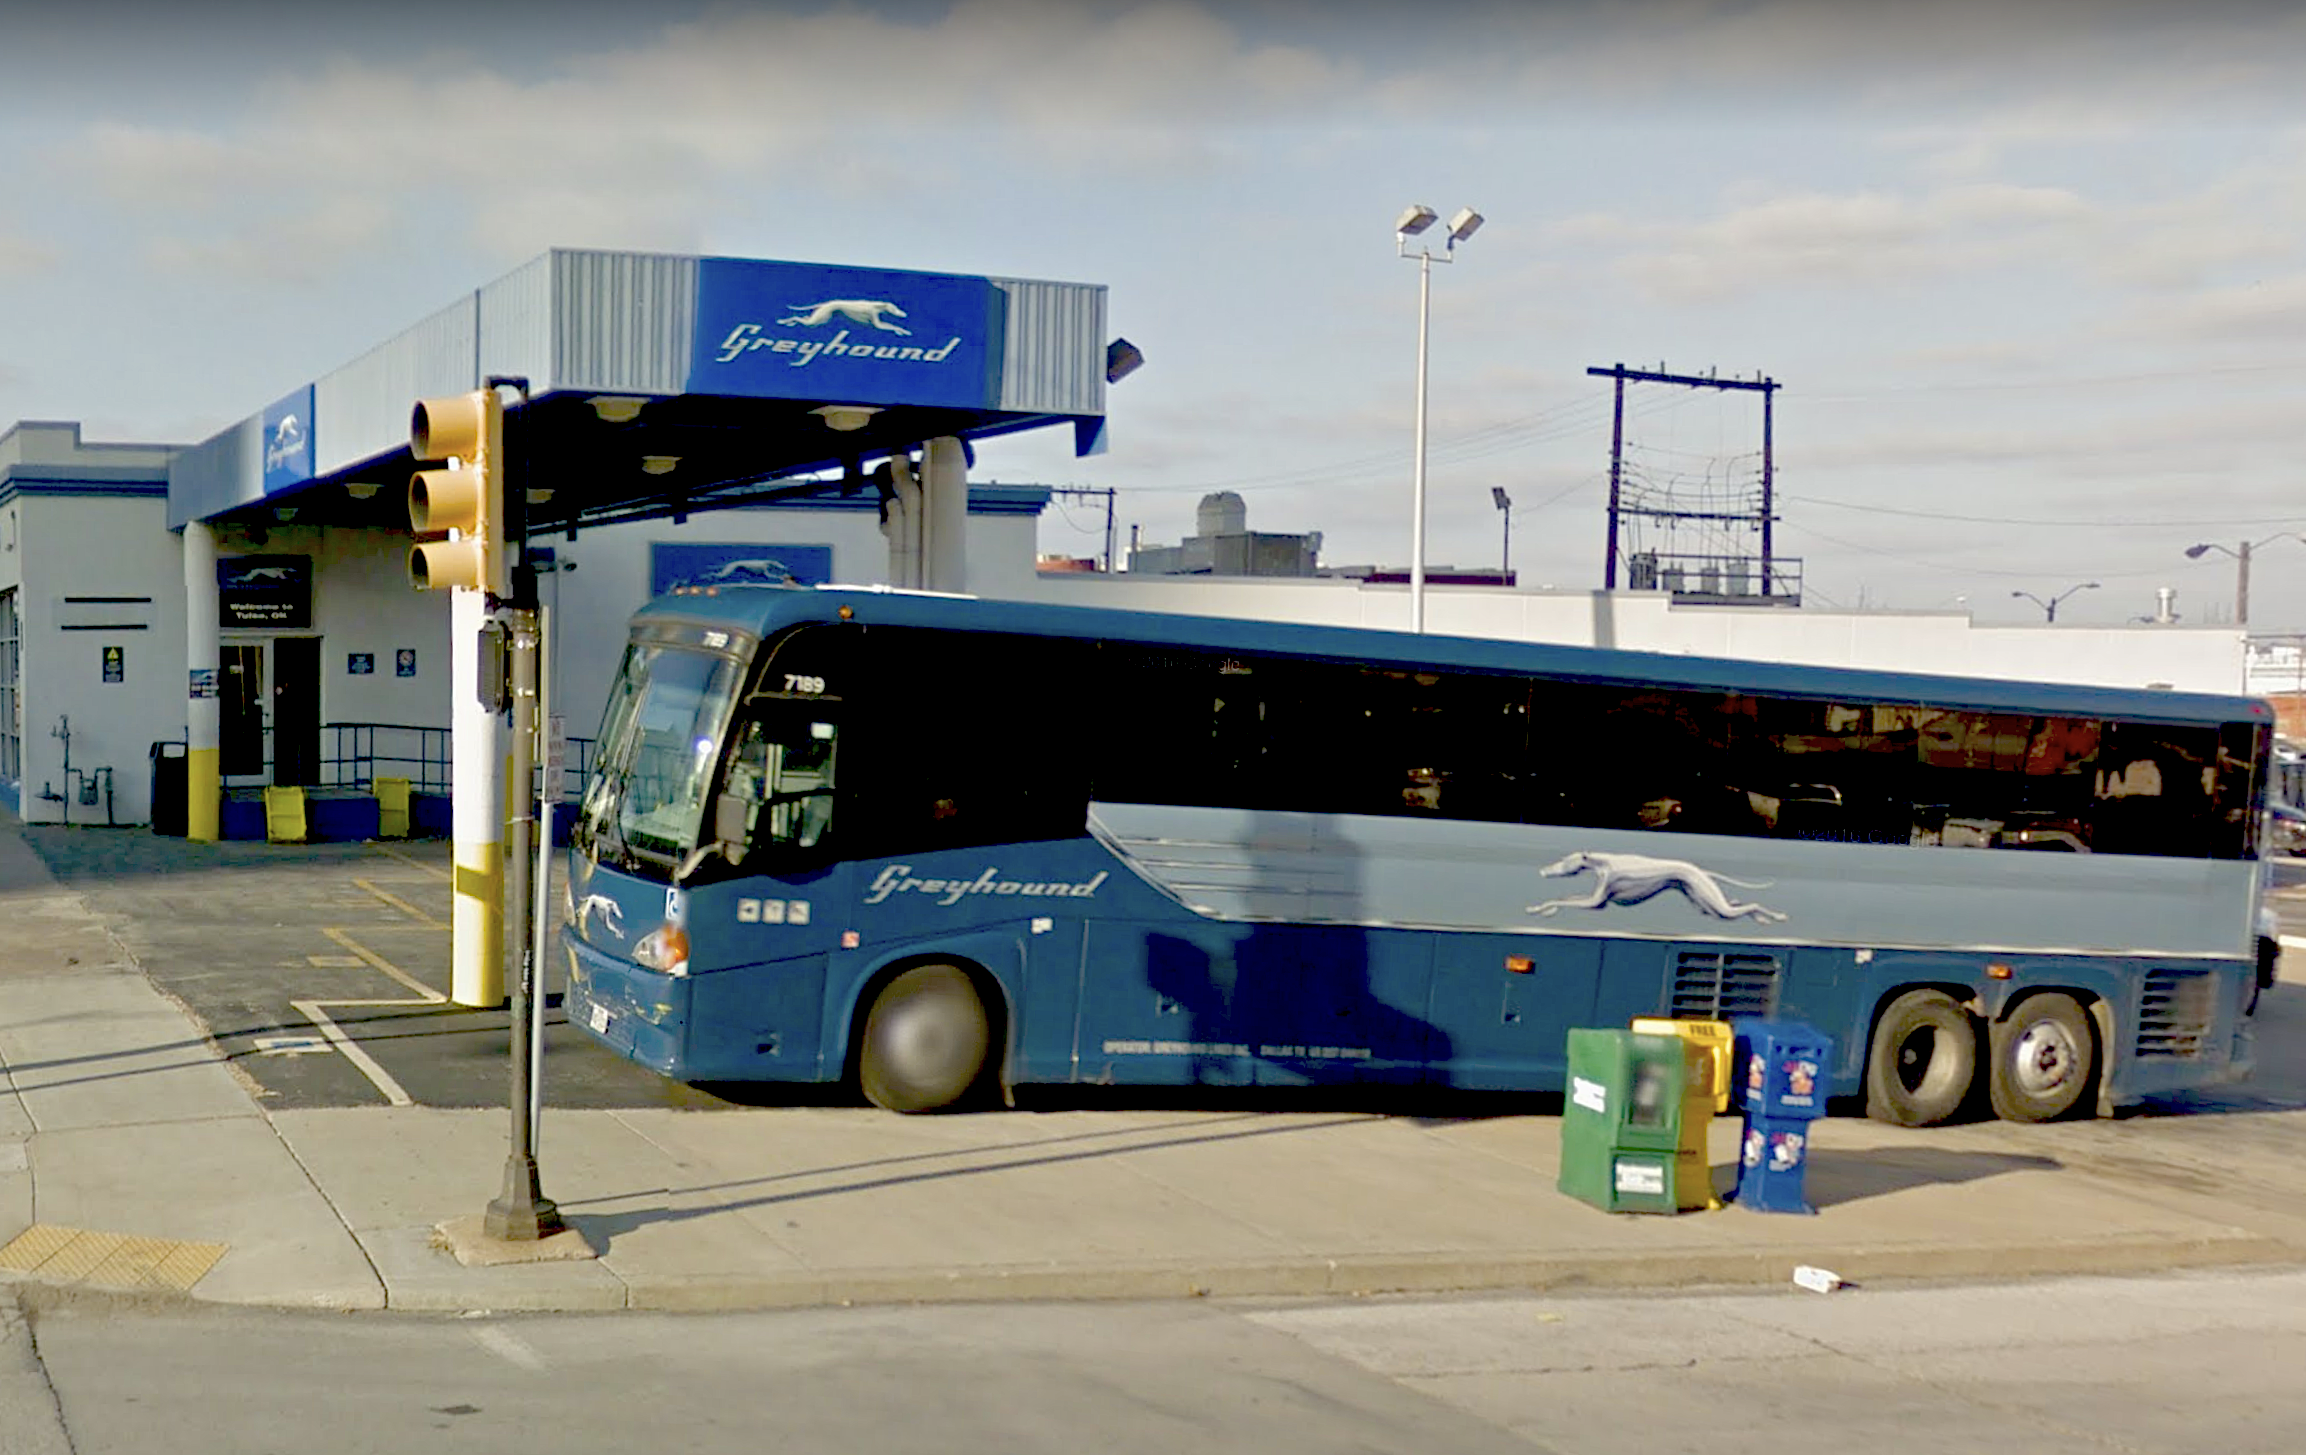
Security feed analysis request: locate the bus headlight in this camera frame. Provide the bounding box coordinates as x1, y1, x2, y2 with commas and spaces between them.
634, 922, 691, 977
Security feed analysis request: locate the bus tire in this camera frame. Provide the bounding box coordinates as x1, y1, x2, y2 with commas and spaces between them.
1988, 992, 2095, 1123
858, 963, 993, 1114
1865, 989, 1979, 1127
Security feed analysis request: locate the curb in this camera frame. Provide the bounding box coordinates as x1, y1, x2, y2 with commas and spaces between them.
321, 1228, 2303, 1314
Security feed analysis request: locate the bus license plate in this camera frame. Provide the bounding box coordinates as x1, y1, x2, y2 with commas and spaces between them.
588, 1003, 611, 1034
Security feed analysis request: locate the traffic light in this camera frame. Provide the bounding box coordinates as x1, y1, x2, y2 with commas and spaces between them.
407, 389, 508, 597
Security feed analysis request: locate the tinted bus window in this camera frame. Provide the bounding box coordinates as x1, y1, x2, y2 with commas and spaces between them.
842, 627, 1091, 853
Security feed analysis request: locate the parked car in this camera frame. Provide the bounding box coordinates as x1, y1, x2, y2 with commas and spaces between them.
2270, 802, 2306, 857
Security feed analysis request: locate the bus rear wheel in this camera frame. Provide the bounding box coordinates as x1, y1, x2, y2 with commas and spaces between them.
858, 963, 993, 1113
1865, 989, 1979, 1127
1988, 992, 2095, 1123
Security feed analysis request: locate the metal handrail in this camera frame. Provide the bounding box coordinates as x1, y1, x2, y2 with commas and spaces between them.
180, 723, 595, 801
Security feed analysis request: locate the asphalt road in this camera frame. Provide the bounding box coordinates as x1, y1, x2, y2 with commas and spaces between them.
19, 827, 746, 1112
14, 1266, 2306, 1454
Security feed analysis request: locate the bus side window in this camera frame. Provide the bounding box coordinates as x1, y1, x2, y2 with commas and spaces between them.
721, 715, 838, 858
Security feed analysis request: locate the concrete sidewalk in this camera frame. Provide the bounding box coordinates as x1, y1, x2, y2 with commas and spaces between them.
2, 821, 2302, 1313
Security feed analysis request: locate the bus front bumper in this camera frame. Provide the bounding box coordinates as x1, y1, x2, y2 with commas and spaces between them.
564, 936, 693, 1078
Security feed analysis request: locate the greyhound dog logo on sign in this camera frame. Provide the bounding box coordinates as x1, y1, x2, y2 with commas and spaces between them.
778, 299, 912, 334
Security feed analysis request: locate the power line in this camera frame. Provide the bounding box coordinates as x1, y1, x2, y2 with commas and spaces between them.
1779, 520, 2176, 582
1783, 492, 2306, 530
1119, 388, 1698, 496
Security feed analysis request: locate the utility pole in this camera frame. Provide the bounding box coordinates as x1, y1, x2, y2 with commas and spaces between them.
1585, 363, 1783, 597
1049, 486, 1119, 571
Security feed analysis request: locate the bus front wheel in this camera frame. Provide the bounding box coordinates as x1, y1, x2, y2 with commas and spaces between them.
1988, 992, 2095, 1123
858, 963, 993, 1113
1865, 990, 1979, 1127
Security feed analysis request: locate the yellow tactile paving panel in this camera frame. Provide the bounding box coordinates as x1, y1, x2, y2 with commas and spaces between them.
0, 1224, 226, 1292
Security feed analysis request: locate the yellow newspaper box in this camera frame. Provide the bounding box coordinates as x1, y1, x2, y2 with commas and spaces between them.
1630, 1017, 1734, 1210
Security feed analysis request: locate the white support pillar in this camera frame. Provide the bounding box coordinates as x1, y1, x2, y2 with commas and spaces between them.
182, 521, 221, 842
922, 436, 969, 594
451, 588, 505, 1007
879, 451, 922, 589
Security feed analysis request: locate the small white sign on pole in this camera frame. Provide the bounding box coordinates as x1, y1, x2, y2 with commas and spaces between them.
543, 713, 567, 803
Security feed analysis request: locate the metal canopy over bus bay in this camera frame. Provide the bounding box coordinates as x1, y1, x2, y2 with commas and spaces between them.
166, 249, 1112, 534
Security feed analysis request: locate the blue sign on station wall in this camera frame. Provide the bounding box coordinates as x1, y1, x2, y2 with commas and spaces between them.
650, 542, 834, 599
687, 260, 1004, 410
261, 385, 315, 496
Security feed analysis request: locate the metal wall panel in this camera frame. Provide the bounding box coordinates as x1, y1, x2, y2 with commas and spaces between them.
550, 249, 698, 396
311, 298, 480, 480
477, 253, 556, 394
166, 417, 261, 529
994, 278, 1107, 416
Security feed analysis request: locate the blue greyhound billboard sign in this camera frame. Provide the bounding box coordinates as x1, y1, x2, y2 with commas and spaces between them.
261, 385, 315, 496
687, 260, 1004, 410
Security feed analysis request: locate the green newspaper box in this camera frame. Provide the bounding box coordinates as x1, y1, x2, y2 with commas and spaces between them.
1557, 1027, 1688, 1214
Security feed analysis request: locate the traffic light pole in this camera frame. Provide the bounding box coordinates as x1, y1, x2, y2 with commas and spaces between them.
483, 602, 562, 1241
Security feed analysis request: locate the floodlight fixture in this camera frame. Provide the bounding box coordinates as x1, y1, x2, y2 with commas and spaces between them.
1106, 337, 1145, 385
1395, 204, 1438, 237
1447, 207, 1484, 244
813, 404, 881, 433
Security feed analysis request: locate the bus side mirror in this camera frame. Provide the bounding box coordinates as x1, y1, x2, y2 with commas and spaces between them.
713, 792, 750, 865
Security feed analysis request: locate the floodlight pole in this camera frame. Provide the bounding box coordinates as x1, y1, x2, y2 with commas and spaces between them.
1397, 206, 1480, 633
1411, 247, 1432, 632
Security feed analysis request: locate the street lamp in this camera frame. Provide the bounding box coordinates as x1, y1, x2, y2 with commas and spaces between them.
1491, 486, 1512, 579
1397, 202, 1484, 632
2183, 534, 2306, 626
2011, 581, 2099, 622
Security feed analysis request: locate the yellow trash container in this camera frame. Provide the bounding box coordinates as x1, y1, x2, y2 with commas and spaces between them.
261, 785, 308, 844
373, 777, 411, 839
1630, 1017, 1736, 1210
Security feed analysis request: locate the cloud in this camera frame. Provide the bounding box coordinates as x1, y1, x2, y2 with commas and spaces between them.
1559, 182, 2098, 304
47, 1, 1362, 278
2113, 272, 2306, 347
0, 232, 60, 277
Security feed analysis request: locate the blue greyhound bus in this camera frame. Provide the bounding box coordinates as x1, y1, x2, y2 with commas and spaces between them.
561, 585, 2270, 1125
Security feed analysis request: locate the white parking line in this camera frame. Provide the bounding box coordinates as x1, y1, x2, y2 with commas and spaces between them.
283, 883, 451, 1108
468, 1323, 549, 1371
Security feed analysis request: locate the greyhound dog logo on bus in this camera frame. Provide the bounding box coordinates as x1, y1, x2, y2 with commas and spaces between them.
1528, 851, 1787, 924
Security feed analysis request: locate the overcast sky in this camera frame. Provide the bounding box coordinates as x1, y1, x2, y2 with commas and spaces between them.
5, 0, 2306, 628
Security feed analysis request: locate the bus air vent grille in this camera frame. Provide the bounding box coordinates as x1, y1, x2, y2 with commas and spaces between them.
2135, 968, 2213, 1059
1669, 951, 1780, 1021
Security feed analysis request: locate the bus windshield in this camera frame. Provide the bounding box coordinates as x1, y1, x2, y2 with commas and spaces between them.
578, 642, 743, 870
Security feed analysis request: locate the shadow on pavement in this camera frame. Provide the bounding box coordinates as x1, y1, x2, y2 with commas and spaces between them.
1796, 1145, 2062, 1209
560, 1110, 1387, 1252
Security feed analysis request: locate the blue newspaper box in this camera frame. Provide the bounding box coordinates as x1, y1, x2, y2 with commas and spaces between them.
1730, 1019, 1834, 1215
1737, 1116, 1819, 1214
1732, 1018, 1832, 1121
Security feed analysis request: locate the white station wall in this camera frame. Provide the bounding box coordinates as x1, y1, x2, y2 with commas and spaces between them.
248, 524, 453, 732
14, 494, 189, 824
